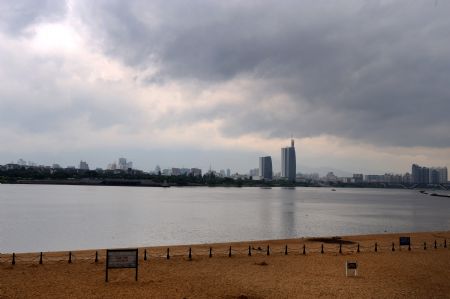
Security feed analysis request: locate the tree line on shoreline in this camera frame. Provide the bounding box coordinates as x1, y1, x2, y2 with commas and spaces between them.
1, 166, 446, 189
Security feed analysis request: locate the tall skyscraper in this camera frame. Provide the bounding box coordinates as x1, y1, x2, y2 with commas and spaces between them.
259, 156, 273, 180
281, 138, 296, 182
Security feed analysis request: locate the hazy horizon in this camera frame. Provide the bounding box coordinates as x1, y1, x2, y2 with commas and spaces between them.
1, 1, 449, 174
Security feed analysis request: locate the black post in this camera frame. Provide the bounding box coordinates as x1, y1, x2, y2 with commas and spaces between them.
105, 251, 109, 282
144, 249, 147, 261
392, 242, 395, 252
303, 244, 306, 255
424, 242, 427, 250
12, 253, 15, 265
229, 246, 232, 257
95, 251, 98, 263
248, 245, 251, 256
167, 248, 170, 260
375, 243, 378, 252
209, 247, 212, 258
445, 239, 447, 248
285, 245, 288, 255
321, 244, 324, 254
39, 252, 43, 264
189, 247, 192, 260
408, 243, 411, 251
68, 251, 72, 263
135, 250, 138, 281
339, 242, 342, 254
434, 240, 437, 249
267, 245, 270, 256
357, 243, 360, 253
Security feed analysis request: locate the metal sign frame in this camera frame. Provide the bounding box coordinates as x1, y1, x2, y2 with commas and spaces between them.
345, 260, 358, 277
399, 237, 411, 246
105, 249, 138, 282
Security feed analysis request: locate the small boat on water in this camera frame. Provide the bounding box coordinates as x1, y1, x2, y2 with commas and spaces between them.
430, 193, 450, 198
331, 189, 336, 191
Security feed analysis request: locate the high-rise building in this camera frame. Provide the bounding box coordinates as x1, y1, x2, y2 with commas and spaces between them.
118, 158, 127, 170
281, 138, 296, 182
430, 167, 448, 184
259, 156, 273, 180
79, 161, 89, 170
412, 164, 429, 184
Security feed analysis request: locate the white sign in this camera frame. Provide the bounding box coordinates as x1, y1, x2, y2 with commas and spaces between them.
345, 261, 358, 277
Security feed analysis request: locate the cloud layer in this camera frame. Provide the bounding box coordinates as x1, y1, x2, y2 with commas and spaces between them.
0, 0, 449, 172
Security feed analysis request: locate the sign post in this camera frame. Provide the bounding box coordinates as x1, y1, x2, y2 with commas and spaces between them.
345, 261, 358, 277
399, 237, 411, 250
105, 249, 138, 282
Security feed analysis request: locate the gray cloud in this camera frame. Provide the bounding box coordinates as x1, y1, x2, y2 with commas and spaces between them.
71, 0, 450, 148
0, 0, 67, 34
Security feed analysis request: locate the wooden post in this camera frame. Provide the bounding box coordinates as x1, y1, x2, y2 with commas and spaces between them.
285, 245, 288, 255
248, 245, 251, 256
229, 246, 232, 257
189, 247, 192, 260
68, 251, 72, 263
375, 243, 378, 252
95, 251, 98, 263
303, 244, 306, 255
167, 248, 170, 260
267, 245, 270, 256
12, 253, 15, 265
339, 242, 342, 254
209, 247, 212, 258
434, 240, 437, 249
321, 244, 324, 254
144, 249, 147, 261
408, 243, 411, 251
135, 250, 138, 281
424, 242, 427, 250
105, 251, 109, 282
357, 243, 360, 253
445, 239, 447, 248
392, 242, 395, 252
39, 252, 43, 264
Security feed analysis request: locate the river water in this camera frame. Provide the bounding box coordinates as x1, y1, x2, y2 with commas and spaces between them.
1, 184, 449, 253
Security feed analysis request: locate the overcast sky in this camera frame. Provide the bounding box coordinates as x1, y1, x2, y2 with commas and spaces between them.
0, 0, 449, 174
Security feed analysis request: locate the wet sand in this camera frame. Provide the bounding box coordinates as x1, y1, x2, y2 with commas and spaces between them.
1, 231, 450, 298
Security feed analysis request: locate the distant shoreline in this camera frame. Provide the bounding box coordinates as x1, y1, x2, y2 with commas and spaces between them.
1, 179, 449, 190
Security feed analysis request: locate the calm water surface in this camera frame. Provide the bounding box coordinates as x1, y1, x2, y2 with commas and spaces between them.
1, 185, 449, 253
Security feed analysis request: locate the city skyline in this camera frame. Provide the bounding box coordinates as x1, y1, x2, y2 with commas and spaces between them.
1, 1, 450, 174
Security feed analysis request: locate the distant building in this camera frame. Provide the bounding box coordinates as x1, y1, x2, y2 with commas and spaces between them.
79, 161, 89, 170
412, 164, 429, 184
281, 138, 296, 182
353, 174, 364, 183
226, 169, 231, 177
191, 168, 202, 176
249, 168, 259, 177
259, 156, 273, 180
118, 158, 127, 170
364, 175, 384, 183
429, 167, 448, 184
52, 164, 61, 169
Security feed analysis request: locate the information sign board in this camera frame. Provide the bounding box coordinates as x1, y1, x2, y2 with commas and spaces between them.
105, 249, 138, 282
345, 260, 358, 277
399, 237, 411, 246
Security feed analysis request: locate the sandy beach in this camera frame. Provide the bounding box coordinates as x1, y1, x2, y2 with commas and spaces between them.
1, 231, 450, 298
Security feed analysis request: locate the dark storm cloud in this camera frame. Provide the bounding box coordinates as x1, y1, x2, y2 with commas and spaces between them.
0, 0, 67, 34
73, 0, 450, 148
